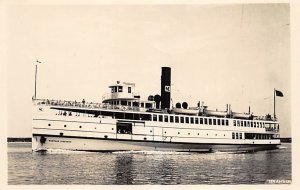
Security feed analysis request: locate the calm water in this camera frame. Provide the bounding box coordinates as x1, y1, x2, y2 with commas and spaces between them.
8, 143, 291, 185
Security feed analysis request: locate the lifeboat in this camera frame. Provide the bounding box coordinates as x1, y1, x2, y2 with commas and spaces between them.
173, 108, 199, 115
205, 110, 228, 117
232, 112, 252, 119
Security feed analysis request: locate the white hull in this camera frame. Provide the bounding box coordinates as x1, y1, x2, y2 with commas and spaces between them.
32, 135, 279, 152
32, 105, 280, 152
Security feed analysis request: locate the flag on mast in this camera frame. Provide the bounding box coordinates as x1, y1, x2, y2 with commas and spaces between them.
275, 90, 284, 97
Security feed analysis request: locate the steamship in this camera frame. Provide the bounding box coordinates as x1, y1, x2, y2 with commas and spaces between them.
32, 67, 281, 152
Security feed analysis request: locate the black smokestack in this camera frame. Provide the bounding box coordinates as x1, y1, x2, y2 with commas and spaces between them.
161, 67, 171, 109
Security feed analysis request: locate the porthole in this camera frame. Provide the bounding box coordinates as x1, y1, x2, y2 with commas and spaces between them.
224, 134, 225, 136
104, 135, 108, 139
188, 133, 190, 135
60, 132, 63, 136
48, 124, 51, 126
79, 126, 82, 128
207, 133, 208, 136
215, 134, 217, 136
95, 127, 97, 129
112, 128, 114, 130
150, 130, 152, 132
197, 133, 199, 135
178, 132, 180, 134
64, 125, 67, 127
164, 131, 167, 134
144, 137, 147, 140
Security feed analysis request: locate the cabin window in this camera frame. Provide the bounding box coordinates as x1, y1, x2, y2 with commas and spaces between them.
237, 120, 240, 126
170, 116, 174, 123
251, 122, 253, 127
209, 119, 212, 125
232, 132, 235, 139
247, 121, 250, 127
180, 117, 184, 123
185, 117, 189, 124
164, 115, 168, 122
233, 120, 236, 126
222, 119, 225, 126
204, 118, 208, 125
175, 116, 179, 123
153, 114, 157, 122
146, 103, 152, 108
257, 122, 260, 128
239, 133, 243, 139
125, 113, 134, 120
121, 101, 127, 106
225, 120, 229, 126
191, 117, 194, 124
217, 119, 221, 125
244, 121, 247, 127
195, 118, 199, 124
159, 115, 163, 122
118, 86, 123, 92
235, 133, 239, 139
254, 122, 256, 128
117, 122, 132, 134
128, 87, 131, 93
263, 123, 265, 128
114, 86, 117, 93
213, 119, 216, 125
133, 102, 139, 107
141, 103, 144, 108
200, 118, 203, 124
241, 120, 243, 127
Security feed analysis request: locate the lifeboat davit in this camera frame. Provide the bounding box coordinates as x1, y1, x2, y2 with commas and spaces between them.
173, 108, 199, 115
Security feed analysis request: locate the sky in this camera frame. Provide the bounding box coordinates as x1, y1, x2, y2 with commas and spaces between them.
6, 4, 290, 137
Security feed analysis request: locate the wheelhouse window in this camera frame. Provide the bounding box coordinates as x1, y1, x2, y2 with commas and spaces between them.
118, 86, 123, 92
200, 118, 203, 124
225, 120, 229, 126
241, 120, 243, 127
247, 121, 250, 127
217, 119, 221, 125
237, 120, 240, 126
209, 119, 212, 125
204, 118, 208, 125
175, 116, 179, 123
222, 119, 225, 126
239, 133, 243, 139
117, 122, 132, 134
233, 120, 236, 126
128, 87, 131, 93
191, 117, 194, 124
195, 117, 199, 124
213, 119, 216, 125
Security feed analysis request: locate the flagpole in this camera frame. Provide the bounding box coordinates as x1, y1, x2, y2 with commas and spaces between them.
34, 63, 37, 100
274, 88, 276, 119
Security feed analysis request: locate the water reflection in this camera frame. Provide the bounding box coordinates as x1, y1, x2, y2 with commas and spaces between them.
114, 154, 134, 184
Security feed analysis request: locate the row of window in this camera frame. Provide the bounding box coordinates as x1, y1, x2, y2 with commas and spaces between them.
233, 120, 266, 128
152, 114, 230, 126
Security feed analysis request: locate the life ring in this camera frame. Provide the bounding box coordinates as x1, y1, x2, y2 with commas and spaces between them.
122, 106, 127, 111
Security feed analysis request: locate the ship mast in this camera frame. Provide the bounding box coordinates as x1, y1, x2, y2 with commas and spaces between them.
34, 60, 41, 100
